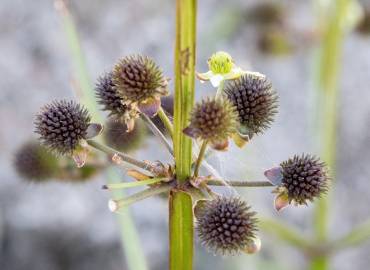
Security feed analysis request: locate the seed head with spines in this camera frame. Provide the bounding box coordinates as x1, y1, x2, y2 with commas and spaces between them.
225, 74, 278, 138
13, 141, 58, 181
112, 55, 168, 104
280, 154, 329, 205
34, 100, 91, 155
95, 72, 132, 118
184, 97, 238, 143
196, 196, 258, 255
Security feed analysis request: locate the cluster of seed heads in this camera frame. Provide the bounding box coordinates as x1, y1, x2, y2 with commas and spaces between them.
196, 196, 257, 255
34, 100, 91, 155
280, 154, 329, 205
95, 71, 134, 119
225, 74, 278, 138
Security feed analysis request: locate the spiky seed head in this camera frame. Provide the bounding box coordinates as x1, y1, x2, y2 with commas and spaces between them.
225, 74, 278, 138
280, 154, 329, 205
34, 100, 91, 155
208, 51, 234, 74
95, 72, 132, 117
195, 196, 258, 255
185, 97, 238, 143
13, 141, 58, 181
112, 55, 168, 104
103, 119, 147, 153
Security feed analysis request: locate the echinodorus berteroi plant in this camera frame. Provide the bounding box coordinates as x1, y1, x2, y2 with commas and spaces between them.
25, 1, 332, 270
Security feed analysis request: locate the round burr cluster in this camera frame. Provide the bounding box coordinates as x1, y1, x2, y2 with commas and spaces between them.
95, 71, 133, 118
34, 100, 91, 155
185, 97, 238, 143
280, 154, 329, 205
103, 119, 146, 153
112, 55, 168, 104
14, 141, 58, 181
225, 74, 278, 138
196, 196, 258, 255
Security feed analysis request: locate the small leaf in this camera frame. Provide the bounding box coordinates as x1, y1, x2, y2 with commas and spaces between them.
232, 132, 249, 148
183, 126, 200, 138
138, 98, 161, 118
85, 123, 104, 139
274, 192, 289, 212
264, 166, 283, 186
127, 170, 151, 181
210, 139, 229, 151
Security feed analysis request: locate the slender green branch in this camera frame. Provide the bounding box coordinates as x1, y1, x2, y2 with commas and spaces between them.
259, 218, 311, 249
158, 107, 174, 137
141, 113, 174, 156
331, 219, 370, 251
113, 184, 172, 209
207, 179, 273, 187
193, 140, 208, 177
103, 177, 168, 190
86, 140, 155, 173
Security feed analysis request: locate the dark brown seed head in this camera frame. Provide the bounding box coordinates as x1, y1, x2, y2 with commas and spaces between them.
103, 119, 147, 153
280, 154, 329, 205
13, 141, 58, 181
196, 197, 258, 255
185, 97, 238, 143
34, 100, 91, 155
225, 74, 278, 138
95, 72, 133, 118
112, 55, 168, 104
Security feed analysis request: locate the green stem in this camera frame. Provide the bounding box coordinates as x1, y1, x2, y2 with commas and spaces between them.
158, 107, 174, 137
141, 113, 174, 156
86, 140, 156, 173
113, 184, 172, 209
103, 177, 168, 190
311, 0, 349, 269
193, 140, 208, 177
207, 179, 273, 187
170, 0, 197, 269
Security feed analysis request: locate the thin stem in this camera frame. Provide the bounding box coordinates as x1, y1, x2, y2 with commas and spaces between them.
114, 184, 172, 209
103, 177, 168, 190
86, 140, 155, 173
158, 107, 174, 137
215, 80, 225, 99
141, 113, 174, 156
193, 140, 208, 177
207, 179, 273, 187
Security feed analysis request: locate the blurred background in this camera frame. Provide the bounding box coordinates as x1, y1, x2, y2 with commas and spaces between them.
1, 0, 370, 269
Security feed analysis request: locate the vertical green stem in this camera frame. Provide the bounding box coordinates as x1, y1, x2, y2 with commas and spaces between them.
311, 0, 349, 269
170, 0, 197, 270
193, 140, 208, 177
56, 2, 148, 269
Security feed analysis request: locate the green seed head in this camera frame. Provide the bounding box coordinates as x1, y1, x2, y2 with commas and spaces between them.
208, 51, 234, 74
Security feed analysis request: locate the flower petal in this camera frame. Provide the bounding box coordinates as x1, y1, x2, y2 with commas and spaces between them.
196, 71, 213, 82
210, 74, 224, 87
